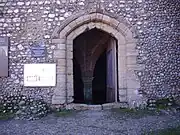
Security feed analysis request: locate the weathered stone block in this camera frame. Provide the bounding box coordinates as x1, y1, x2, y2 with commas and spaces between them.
110, 18, 120, 28
66, 39, 73, 45
56, 66, 66, 74
126, 43, 136, 51
69, 21, 78, 29
67, 74, 73, 82
87, 105, 102, 110
118, 77, 127, 88
87, 22, 96, 30
127, 56, 137, 65
52, 96, 66, 104
54, 50, 65, 59
67, 51, 73, 59
57, 74, 66, 83
90, 13, 97, 21
57, 59, 66, 66
117, 23, 128, 35
74, 25, 86, 37
52, 39, 66, 44
116, 33, 126, 44
73, 104, 89, 110
102, 103, 114, 110
67, 97, 74, 103
75, 16, 84, 25
67, 82, 73, 91
96, 13, 103, 21
67, 32, 77, 40
57, 44, 66, 50
67, 66, 73, 75
119, 96, 127, 102
83, 14, 91, 22
67, 45, 73, 52
125, 29, 133, 40
102, 15, 111, 24
127, 64, 145, 70
126, 51, 138, 57
119, 89, 127, 96
113, 103, 128, 108
127, 80, 140, 89
126, 70, 137, 80
118, 46, 126, 56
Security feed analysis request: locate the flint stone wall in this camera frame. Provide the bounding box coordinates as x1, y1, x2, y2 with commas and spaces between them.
0, 0, 179, 105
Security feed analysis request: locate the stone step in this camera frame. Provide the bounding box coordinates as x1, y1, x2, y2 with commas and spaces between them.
65, 102, 128, 110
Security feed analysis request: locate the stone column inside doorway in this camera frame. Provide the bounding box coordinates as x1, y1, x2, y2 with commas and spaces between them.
82, 76, 93, 104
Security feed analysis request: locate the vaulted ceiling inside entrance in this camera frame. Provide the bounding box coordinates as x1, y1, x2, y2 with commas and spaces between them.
73, 28, 112, 77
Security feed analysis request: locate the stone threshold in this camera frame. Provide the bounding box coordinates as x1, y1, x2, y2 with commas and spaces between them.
65, 102, 128, 110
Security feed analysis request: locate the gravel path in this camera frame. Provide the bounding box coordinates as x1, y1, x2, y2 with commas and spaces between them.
0, 110, 180, 135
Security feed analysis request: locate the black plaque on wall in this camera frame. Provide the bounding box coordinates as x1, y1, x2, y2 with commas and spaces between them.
31, 41, 46, 57
0, 37, 9, 77
31, 46, 46, 57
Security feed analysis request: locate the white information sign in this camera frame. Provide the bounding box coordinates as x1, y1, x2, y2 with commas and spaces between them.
24, 64, 56, 87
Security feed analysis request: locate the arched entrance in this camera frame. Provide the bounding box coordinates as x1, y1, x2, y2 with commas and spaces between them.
73, 28, 118, 104
51, 12, 144, 108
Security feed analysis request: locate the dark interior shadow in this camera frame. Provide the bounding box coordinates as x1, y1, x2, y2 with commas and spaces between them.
92, 50, 107, 104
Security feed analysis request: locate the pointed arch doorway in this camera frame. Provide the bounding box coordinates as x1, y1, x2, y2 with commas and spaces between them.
51, 12, 141, 108
73, 28, 118, 104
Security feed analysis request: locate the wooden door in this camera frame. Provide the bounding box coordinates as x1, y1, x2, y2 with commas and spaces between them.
106, 38, 117, 102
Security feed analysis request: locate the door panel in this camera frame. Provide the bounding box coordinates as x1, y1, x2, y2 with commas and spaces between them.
106, 38, 117, 102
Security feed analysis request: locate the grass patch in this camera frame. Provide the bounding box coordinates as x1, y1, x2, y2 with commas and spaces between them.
0, 112, 14, 120
156, 98, 173, 110
53, 109, 79, 117
112, 108, 136, 113
145, 125, 180, 135
147, 97, 178, 111
112, 108, 159, 118
0, 104, 14, 120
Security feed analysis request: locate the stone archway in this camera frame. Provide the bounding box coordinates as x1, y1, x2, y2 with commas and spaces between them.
73, 28, 117, 104
51, 12, 144, 107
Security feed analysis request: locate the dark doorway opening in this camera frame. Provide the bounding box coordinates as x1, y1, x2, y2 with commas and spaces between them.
73, 56, 84, 103
73, 28, 117, 105
92, 50, 107, 104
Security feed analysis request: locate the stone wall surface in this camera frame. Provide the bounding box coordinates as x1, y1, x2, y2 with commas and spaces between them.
0, 0, 179, 105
